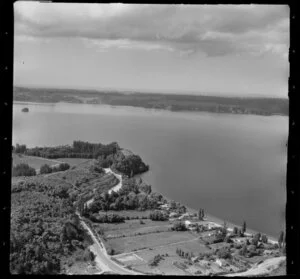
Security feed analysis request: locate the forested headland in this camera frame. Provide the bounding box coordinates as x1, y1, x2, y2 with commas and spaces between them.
13, 141, 149, 178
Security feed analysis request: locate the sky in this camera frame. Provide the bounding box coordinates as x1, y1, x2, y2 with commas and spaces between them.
14, 2, 289, 98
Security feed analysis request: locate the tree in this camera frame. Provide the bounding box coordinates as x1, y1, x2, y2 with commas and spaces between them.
15, 144, 27, 154
195, 223, 200, 233
172, 221, 187, 231
261, 234, 268, 244
12, 163, 36, 177
239, 244, 248, 256
217, 247, 232, 259
149, 210, 168, 221
252, 233, 261, 246
40, 164, 52, 174
221, 221, 228, 238
237, 228, 243, 237
242, 221, 247, 234
278, 231, 284, 248
233, 227, 238, 235
198, 208, 205, 220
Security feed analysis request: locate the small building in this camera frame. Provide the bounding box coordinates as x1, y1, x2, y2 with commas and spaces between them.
263, 250, 273, 256
185, 220, 192, 227
215, 259, 229, 267
169, 212, 179, 218
232, 237, 249, 244
178, 213, 193, 220
160, 204, 170, 210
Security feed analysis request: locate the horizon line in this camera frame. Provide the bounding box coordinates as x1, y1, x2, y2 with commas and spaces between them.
13, 84, 288, 100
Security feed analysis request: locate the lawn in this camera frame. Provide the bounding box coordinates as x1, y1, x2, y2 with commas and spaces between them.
104, 230, 197, 255
12, 153, 62, 169
57, 157, 91, 167
63, 261, 101, 275
102, 219, 172, 239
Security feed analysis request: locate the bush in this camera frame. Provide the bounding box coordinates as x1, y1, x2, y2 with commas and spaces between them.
15, 144, 27, 154
148, 254, 163, 267
149, 210, 168, 221
58, 163, 70, 171
217, 247, 232, 259
40, 164, 53, 174
91, 213, 125, 223
12, 163, 36, 177
239, 244, 248, 256
172, 221, 187, 231
261, 234, 268, 244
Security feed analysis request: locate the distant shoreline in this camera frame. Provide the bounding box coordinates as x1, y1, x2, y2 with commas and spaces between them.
13, 101, 288, 118
13, 86, 289, 117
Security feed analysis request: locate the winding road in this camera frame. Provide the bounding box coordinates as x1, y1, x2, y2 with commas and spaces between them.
74, 167, 141, 275
76, 212, 140, 275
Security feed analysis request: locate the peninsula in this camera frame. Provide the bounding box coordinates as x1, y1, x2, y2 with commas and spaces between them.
11, 141, 286, 275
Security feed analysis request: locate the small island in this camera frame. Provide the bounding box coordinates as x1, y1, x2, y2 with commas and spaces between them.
21, 107, 29, 112
10, 141, 286, 275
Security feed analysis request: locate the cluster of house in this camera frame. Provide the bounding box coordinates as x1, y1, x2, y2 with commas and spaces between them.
158, 202, 222, 233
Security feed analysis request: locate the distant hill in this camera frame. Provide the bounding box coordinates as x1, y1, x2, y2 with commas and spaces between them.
13, 86, 288, 116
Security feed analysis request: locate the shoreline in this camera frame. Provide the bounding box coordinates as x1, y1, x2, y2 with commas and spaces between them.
13, 101, 288, 118
137, 173, 279, 243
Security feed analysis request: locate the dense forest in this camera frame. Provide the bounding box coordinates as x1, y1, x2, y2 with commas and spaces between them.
22, 141, 120, 159
10, 177, 94, 274
13, 86, 288, 116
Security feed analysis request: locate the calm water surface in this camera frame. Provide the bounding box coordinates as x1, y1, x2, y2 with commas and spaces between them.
13, 102, 288, 238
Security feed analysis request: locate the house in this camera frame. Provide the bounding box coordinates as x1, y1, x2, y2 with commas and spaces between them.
215, 259, 222, 267
178, 213, 193, 220
169, 212, 179, 218
215, 259, 228, 267
185, 220, 192, 227
232, 237, 249, 244
159, 204, 170, 210
263, 250, 273, 256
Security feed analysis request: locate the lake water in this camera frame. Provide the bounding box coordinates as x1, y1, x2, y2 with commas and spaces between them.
13, 102, 288, 238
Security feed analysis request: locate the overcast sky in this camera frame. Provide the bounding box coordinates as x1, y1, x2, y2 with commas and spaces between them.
14, 2, 289, 97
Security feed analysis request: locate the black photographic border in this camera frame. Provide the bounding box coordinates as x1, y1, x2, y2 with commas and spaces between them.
0, 0, 298, 277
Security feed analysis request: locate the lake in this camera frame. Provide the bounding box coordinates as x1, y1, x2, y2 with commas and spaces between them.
13, 102, 288, 238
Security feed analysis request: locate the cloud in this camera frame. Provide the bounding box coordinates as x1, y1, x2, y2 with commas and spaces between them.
14, 2, 289, 58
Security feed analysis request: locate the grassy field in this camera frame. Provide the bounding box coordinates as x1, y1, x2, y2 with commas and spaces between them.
57, 158, 91, 167
113, 240, 210, 275
63, 260, 101, 275
97, 218, 172, 239
12, 153, 62, 169
12, 154, 90, 172
105, 230, 197, 255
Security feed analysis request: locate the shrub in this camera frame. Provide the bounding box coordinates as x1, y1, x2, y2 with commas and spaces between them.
40, 164, 53, 174
239, 244, 248, 256
12, 163, 36, 177
261, 234, 268, 244
217, 247, 232, 259
148, 254, 163, 267
149, 210, 168, 221
58, 163, 70, 171
172, 221, 187, 231
15, 144, 27, 154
